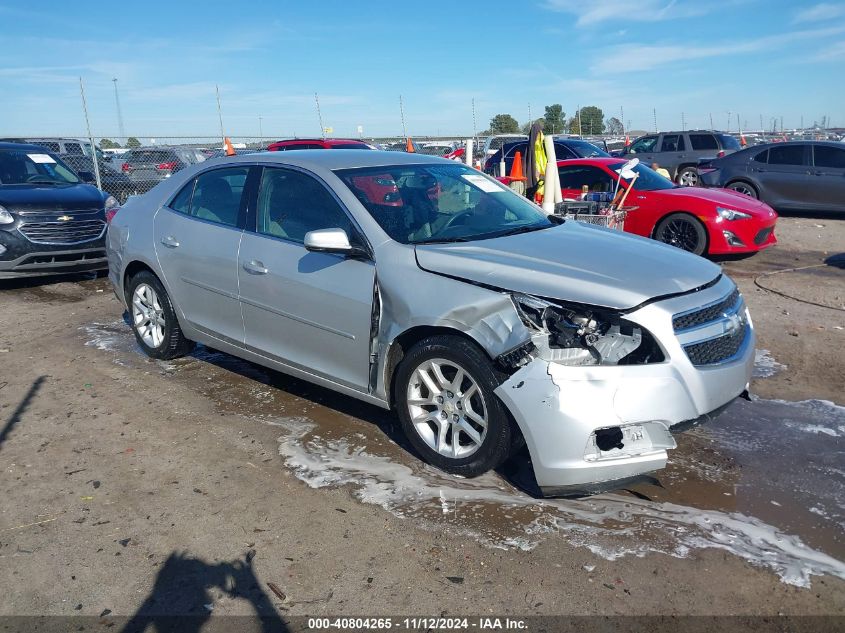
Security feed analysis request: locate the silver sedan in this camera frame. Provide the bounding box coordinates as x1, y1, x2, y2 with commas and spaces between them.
106, 150, 754, 496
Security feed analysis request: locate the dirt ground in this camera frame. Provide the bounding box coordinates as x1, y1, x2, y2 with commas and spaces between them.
0, 215, 843, 628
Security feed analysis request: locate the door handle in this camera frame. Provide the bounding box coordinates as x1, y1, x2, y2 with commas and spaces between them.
160, 236, 180, 248
243, 260, 268, 275
636, 195, 647, 200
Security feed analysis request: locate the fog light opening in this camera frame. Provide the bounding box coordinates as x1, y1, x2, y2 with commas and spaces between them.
722, 230, 746, 248
595, 427, 624, 452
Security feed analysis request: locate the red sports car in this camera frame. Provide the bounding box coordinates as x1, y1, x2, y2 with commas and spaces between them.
555, 158, 778, 256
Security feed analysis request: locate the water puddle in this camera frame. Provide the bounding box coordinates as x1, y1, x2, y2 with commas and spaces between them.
82, 321, 845, 587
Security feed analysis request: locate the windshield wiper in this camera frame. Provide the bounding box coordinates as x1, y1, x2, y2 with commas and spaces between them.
414, 236, 473, 244
489, 224, 552, 238
26, 178, 67, 185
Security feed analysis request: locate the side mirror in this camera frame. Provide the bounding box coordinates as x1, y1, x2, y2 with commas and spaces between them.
304, 228, 355, 255
78, 170, 95, 183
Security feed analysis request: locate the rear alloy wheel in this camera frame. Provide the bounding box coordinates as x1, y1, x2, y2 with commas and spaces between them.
395, 335, 513, 477
676, 167, 699, 186
727, 181, 758, 199
655, 213, 708, 256
127, 271, 194, 360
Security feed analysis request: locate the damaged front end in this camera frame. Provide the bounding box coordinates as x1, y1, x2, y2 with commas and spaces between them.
494, 293, 681, 497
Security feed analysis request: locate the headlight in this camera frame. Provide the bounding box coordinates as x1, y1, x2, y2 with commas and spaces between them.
511, 293, 663, 366
717, 207, 751, 221
104, 195, 119, 210
0, 205, 14, 225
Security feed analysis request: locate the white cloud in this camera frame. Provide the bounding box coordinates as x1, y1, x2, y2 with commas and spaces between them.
541, 0, 708, 26
592, 26, 845, 73
814, 40, 845, 59
794, 3, 845, 23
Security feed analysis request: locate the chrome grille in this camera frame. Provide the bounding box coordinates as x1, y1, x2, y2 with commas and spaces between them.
673, 286, 749, 366
673, 288, 740, 331
18, 212, 106, 245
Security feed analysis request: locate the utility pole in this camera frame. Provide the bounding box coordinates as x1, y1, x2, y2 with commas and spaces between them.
78, 77, 102, 191
215, 84, 225, 147
258, 115, 263, 139
652, 108, 657, 133
527, 102, 531, 127
112, 78, 125, 139
726, 111, 731, 133
760, 114, 764, 135
577, 105, 583, 137
471, 98, 477, 140
399, 94, 407, 138
315, 93, 325, 138
620, 105, 625, 136
681, 111, 686, 131
709, 112, 714, 130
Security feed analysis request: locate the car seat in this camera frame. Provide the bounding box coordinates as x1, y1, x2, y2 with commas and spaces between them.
193, 177, 236, 225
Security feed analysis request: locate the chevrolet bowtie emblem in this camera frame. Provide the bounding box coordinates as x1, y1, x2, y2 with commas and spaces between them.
57, 215, 73, 222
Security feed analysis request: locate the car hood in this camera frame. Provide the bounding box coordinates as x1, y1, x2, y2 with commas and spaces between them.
0, 183, 105, 212
656, 186, 773, 216
414, 222, 721, 310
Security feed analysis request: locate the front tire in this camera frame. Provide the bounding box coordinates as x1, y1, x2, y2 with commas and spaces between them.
676, 167, 698, 186
126, 271, 194, 360
655, 213, 708, 255
394, 335, 513, 477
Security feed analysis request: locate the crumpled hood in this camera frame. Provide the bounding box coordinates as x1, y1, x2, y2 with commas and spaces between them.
0, 183, 105, 212
415, 222, 721, 310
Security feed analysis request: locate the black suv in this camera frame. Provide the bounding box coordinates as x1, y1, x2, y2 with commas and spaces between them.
616, 131, 741, 185
0, 142, 117, 279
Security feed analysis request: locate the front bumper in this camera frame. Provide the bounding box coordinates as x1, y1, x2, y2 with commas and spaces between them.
0, 229, 107, 278
495, 275, 755, 496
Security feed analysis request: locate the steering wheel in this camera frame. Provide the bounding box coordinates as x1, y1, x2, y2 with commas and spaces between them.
441, 210, 475, 232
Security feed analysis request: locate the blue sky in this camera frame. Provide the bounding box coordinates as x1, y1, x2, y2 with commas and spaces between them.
1, 0, 843, 138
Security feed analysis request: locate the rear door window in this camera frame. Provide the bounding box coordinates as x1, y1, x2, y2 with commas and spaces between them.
689, 134, 719, 150
768, 145, 806, 166
752, 149, 768, 163
717, 134, 741, 150
660, 135, 685, 152
63, 142, 84, 155
189, 167, 250, 227
557, 165, 614, 192
813, 145, 845, 169
169, 180, 195, 214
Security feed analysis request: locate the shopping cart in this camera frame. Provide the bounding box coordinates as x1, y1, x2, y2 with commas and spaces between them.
553, 200, 630, 231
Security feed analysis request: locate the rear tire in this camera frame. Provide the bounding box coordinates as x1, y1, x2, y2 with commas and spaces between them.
726, 181, 758, 199
126, 271, 194, 360
676, 167, 698, 186
394, 335, 513, 477
654, 213, 708, 256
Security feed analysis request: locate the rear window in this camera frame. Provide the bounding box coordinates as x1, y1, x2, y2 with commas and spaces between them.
689, 134, 719, 150
332, 143, 372, 150
564, 140, 609, 158
717, 134, 741, 150
768, 145, 806, 166
63, 143, 85, 155
814, 145, 845, 169
127, 150, 176, 163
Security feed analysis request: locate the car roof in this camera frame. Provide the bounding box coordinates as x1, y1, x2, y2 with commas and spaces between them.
271, 138, 366, 145
0, 141, 58, 151
554, 157, 621, 166
199, 149, 450, 170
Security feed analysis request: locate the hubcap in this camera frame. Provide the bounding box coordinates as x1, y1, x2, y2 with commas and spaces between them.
131, 283, 166, 348
406, 358, 488, 459
731, 184, 754, 197
661, 219, 700, 252
679, 170, 698, 186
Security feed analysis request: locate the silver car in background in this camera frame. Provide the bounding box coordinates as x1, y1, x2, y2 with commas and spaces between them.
106, 150, 754, 496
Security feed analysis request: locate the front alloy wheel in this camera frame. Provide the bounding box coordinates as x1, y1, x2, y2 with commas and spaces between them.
655, 213, 708, 255
406, 358, 488, 459
394, 335, 514, 477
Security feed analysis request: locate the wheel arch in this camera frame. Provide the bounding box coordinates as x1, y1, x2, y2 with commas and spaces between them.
383, 325, 492, 409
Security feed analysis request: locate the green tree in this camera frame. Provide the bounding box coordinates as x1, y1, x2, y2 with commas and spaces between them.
126, 136, 141, 148
543, 104, 566, 134
488, 114, 520, 134
100, 138, 121, 149
605, 117, 624, 135
568, 106, 605, 135
521, 118, 544, 135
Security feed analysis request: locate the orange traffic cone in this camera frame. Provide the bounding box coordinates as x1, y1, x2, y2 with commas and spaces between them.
224, 137, 236, 156
740, 133, 747, 147
406, 137, 415, 153
509, 151, 526, 180
624, 135, 631, 146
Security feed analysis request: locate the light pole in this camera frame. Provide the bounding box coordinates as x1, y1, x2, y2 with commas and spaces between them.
259, 115, 263, 139
112, 78, 125, 139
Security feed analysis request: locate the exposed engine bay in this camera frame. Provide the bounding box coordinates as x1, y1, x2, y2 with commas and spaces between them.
505, 293, 664, 368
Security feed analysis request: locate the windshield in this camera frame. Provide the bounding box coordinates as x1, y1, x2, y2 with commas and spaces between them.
335, 163, 553, 244
0, 149, 81, 185
609, 161, 676, 192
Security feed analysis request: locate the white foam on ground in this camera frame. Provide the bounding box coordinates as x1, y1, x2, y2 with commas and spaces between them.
274, 417, 845, 588
753, 348, 787, 378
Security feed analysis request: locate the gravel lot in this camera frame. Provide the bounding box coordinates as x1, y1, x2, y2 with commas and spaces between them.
0, 215, 843, 628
